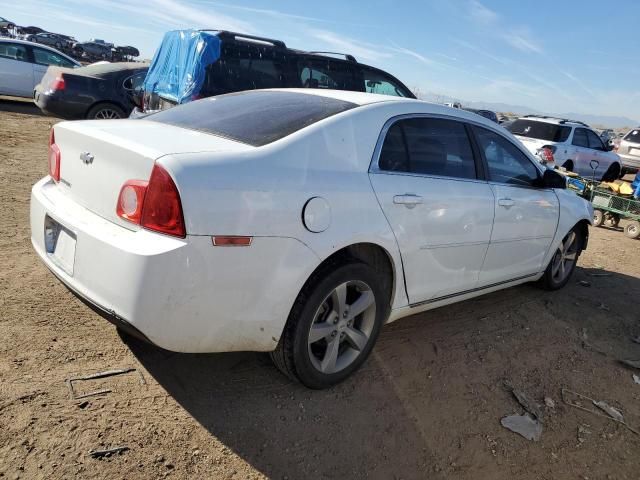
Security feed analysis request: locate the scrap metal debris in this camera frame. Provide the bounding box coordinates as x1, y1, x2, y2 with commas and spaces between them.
561, 388, 639, 436
544, 397, 556, 409
66, 367, 146, 400
501, 414, 542, 441
633, 374, 640, 385
88, 446, 129, 458
504, 381, 544, 421
578, 280, 591, 287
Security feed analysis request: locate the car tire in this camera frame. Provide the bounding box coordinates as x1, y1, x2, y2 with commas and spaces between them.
87, 103, 126, 120
593, 209, 604, 227
562, 160, 574, 172
270, 261, 389, 389
625, 221, 640, 239
602, 163, 621, 182
604, 214, 620, 228
539, 227, 584, 290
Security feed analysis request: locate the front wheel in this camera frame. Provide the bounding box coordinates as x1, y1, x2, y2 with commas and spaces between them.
271, 261, 389, 389
539, 228, 583, 290
602, 163, 621, 182
625, 221, 640, 239
87, 103, 125, 120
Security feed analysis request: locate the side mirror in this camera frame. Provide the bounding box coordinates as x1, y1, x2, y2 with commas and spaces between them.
541, 169, 566, 189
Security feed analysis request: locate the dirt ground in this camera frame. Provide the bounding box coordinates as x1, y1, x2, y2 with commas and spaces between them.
1, 98, 639, 480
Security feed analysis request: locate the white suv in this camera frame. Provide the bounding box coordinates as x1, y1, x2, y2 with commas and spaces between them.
506, 116, 622, 181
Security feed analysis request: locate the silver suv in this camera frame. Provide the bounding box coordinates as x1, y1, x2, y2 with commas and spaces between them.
507, 116, 622, 181
616, 128, 640, 175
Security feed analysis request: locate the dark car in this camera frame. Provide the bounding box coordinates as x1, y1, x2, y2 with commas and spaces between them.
29, 33, 73, 50
463, 108, 499, 123
72, 41, 113, 60
138, 29, 414, 114
17, 26, 46, 35
34, 62, 148, 119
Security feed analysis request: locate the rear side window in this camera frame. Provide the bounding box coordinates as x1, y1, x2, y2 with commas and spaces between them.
148, 91, 357, 147
298, 58, 357, 91
572, 128, 589, 148
378, 118, 477, 179
507, 120, 571, 142
362, 67, 410, 97
624, 129, 640, 145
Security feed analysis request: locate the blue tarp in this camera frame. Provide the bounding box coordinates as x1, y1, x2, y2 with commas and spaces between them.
143, 30, 221, 104
632, 171, 640, 199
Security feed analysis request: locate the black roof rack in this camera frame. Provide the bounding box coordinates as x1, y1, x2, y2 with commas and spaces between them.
200, 30, 286, 48
523, 114, 590, 127
306, 51, 358, 63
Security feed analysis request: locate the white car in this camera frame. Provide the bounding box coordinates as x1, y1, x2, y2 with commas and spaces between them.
506, 116, 622, 181
30, 90, 592, 388
0, 38, 80, 98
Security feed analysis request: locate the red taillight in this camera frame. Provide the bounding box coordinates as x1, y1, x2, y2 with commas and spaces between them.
117, 164, 185, 238
539, 146, 555, 164
116, 180, 148, 224
50, 74, 65, 92
48, 129, 61, 182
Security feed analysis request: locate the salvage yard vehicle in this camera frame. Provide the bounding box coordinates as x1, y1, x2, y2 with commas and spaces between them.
0, 16, 15, 29
28, 32, 74, 51
72, 41, 113, 60
31, 89, 592, 388
135, 29, 414, 115
0, 38, 80, 98
615, 128, 640, 175
507, 116, 622, 181
35, 62, 148, 119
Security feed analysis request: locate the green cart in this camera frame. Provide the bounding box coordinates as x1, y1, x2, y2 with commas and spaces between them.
589, 188, 640, 239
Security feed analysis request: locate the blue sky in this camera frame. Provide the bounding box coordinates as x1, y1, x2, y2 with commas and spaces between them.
9, 0, 640, 119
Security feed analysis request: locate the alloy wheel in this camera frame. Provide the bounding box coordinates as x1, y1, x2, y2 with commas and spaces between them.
307, 280, 376, 374
94, 108, 122, 119
551, 231, 579, 283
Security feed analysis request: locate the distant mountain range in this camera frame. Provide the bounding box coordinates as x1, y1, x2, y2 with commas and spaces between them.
419, 93, 639, 129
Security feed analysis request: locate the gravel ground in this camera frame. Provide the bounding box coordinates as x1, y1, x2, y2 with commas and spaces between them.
1, 99, 639, 480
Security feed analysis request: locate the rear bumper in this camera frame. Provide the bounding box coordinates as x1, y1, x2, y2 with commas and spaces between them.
618, 153, 640, 170
34, 89, 87, 120
30, 177, 320, 353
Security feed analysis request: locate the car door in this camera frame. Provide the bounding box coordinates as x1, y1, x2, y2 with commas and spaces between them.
471, 126, 560, 285
0, 42, 34, 97
586, 129, 616, 177
369, 116, 495, 304
570, 128, 602, 177
31, 46, 77, 91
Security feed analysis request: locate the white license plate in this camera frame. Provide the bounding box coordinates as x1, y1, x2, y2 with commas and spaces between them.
45, 217, 76, 276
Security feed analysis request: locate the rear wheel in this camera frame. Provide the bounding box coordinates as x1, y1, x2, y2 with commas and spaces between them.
87, 103, 125, 120
593, 209, 604, 227
562, 160, 574, 172
604, 213, 620, 228
271, 261, 388, 389
625, 221, 640, 239
602, 163, 621, 182
539, 228, 583, 290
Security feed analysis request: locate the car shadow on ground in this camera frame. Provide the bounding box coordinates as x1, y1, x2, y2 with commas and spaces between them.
0, 96, 44, 115
125, 266, 640, 479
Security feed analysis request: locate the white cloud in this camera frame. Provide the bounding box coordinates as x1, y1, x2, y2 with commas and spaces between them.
310, 29, 391, 63
502, 28, 542, 54
468, 0, 498, 25
388, 43, 435, 66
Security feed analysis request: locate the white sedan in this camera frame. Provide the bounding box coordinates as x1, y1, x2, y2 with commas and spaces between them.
30, 89, 593, 388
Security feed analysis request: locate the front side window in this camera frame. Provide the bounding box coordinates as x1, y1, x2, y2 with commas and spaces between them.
474, 126, 540, 187
378, 118, 477, 179
572, 128, 589, 148
362, 68, 410, 97
586, 130, 605, 150
0, 43, 28, 62
32, 47, 75, 67
123, 72, 147, 91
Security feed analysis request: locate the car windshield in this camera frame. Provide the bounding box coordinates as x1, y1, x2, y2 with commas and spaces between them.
148, 90, 358, 147
506, 119, 571, 142
623, 129, 640, 145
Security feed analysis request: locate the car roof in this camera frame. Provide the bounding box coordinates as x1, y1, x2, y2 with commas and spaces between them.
0, 38, 81, 64
516, 115, 590, 128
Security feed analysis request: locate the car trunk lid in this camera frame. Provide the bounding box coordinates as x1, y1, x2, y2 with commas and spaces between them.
52, 119, 251, 230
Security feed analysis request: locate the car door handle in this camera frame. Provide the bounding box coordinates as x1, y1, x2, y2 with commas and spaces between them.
393, 194, 423, 208
498, 198, 515, 208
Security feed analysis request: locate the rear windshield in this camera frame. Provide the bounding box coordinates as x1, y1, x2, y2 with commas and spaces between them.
507, 119, 571, 142
147, 90, 358, 146
623, 129, 640, 145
